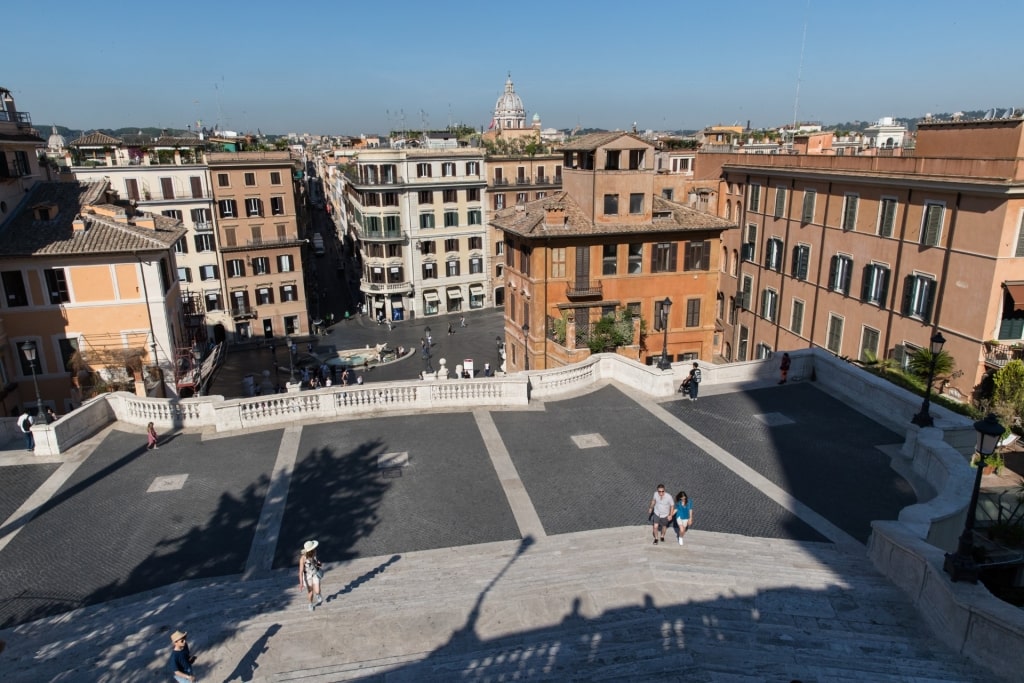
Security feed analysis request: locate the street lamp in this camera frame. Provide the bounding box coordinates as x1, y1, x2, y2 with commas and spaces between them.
522, 324, 530, 371
20, 341, 48, 425
656, 297, 673, 371
943, 413, 1005, 583
911, 331, 946, 427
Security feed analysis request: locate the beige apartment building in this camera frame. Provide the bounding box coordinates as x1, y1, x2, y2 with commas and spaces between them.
713, 116, 1024, 400
207, 151, 309, 341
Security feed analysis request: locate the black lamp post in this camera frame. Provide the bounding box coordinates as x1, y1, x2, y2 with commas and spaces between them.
943, 413, 1005, 583
656, 297, 673, 371
911, 331, 946, 427
20, 341, 48, 425
522, 324, 530, 371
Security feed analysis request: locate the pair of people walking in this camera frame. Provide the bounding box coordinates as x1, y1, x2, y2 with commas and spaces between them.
647, 485, 694, 545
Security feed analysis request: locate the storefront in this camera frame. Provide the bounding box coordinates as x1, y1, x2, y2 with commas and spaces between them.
423, 290, 440, 316
446, 287, 463, 312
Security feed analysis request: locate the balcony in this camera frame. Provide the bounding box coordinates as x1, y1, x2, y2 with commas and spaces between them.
984, 342, 1024, 368
231, 305, 257, 320
193, 221, 214, 232
0, 110, 32, 126
515, 177, 531, 185
359, 280, 413, 295
566, 280, 603, 299
493, 178, 510, 186
360, 229, 406, 243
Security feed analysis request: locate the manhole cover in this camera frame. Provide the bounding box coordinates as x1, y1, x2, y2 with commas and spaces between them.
571, 433, 608, 449
147, 474, 189, 492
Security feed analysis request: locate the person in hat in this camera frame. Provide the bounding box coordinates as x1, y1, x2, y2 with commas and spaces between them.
168, 629, 197, 682
299, 540, 323, 612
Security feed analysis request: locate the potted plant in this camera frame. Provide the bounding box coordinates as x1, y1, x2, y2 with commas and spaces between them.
984, 452, 1005, 476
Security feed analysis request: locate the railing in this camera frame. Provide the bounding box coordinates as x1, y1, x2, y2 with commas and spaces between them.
193, 221, 213, 232
566, 280, 603, 298
231, 306, 257, 319
0, 110, 32, 125
360, 229, 406, 242
515, 177, 531, 185
984, 342, 1024, 367
360, 280, 412, 294
493, 178, 509, 186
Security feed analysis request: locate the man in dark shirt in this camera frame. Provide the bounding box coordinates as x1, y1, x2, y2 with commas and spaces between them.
169, 630, 196, 683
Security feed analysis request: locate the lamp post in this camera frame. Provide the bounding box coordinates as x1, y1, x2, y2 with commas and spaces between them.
522, 324, 530, 371
911, 331, 946, 427
943, 413, 1005, 583
20, 341, 48, 425
656, 297, 673, 371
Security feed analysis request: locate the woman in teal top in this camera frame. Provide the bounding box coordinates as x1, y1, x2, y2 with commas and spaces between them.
673, 491, 694, 546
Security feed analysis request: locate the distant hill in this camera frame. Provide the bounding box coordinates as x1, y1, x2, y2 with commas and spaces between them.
48, 126, 192, 141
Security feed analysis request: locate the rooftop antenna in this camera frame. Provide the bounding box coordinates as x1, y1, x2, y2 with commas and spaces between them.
792, 0, 810, 135
420, 109, 430, 131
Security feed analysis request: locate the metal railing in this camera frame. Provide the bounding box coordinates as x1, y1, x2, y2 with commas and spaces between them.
230, 305, 257, 319
0, 110, 32, 125
566, 280, 603, 298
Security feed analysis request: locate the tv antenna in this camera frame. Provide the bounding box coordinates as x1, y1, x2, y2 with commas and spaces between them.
792, 0, 810, 133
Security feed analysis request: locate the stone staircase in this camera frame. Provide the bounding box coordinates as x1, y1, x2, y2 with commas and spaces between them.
2, 528, 990, 682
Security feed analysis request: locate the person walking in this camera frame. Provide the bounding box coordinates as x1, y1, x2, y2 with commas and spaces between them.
647, 484, 673, 545
299, 540, 323, 612
673, 491, 694, 546
169, 630, 197, 683
778, 352, 791, 384
17, 409, 33, 452
459, 315, 467, 328
447, 321, 454, 336
686, 362, 702, 401
146, 422, 159, 450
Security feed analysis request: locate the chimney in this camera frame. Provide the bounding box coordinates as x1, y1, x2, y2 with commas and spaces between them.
72, 214, 86, 232
134, 214, 156, 230
545, 205, 565, 227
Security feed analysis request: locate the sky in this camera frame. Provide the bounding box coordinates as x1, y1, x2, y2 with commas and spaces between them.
6, 0, 1023, 136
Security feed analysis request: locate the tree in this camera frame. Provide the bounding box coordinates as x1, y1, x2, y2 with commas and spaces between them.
994, 359, 1024, 417
907, 347, 954, 385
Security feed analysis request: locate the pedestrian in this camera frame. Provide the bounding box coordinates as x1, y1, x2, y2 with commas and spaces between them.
647, 484, 673, 545
448, 322, 454, 335
779, 352, 791, 385
45, 407, 58, 422
673, 491, 694, 546
307, 341, 314, 354
169, 629, 197, 683
460, 315, 466, 328
17, 409, 33, 452
426, 331, 433, 347
299, 540, 323, 612
686, 362, 702, 401
146, 422, 159, 450
484, 363, 493, 377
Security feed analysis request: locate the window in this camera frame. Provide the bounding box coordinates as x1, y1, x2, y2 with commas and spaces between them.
516, 192, 528, 204
250, 226, 262, 244
386, 244, 402, 258
445, 238, 459, 253
252, 257, 270, 275
218, 199, 237, 218
420, 240, 436, 255
494, 194, 505, 210
256, 287, 274, 305
629, 149, 645, 170
446, 260, 461, 277
826, 314, 844, 354
628, 243, 643, 274
921, 202, 944, 246
271, 197, 285, 215
774, 187, 787, 219
841, 193, 859, 231
902, 274, 936, 322
199, 265, 218, 281
828, 255, 853, 295
760, 288, 778, 322
629, 193, 644, 214
443, 189, 457, 203
246, 198, 263, 217
662, 188, 674, 200
605, 150, 620, 170
418, 191, 433, 205
244, 172, 256, 186
422, 262, 437, 279
162, 209, 183, 221
683, 240, 710, 271
416, 162, 431, 178
791, 244, 810, 280
651, 242, 677, 272
520, 247, 531, 275
44, 268, 70, 303
227, 259, 245, 278
469, 257, 483, 274
444, 211, 459, 227
685, 299, 701, 327
740, 275, 752, 310
602, 244, 617, 275
217, 173, 229, 187
205, 292, 222, 311
194, 234, 214, 252
2, 271, 28, 306
467, 187, 480, 202
1014, 211, 1024, 257
468, 209, 481, 225
756, 343, 773, 360
861, 263, 890, 305
191, 207, 211, 227
654, 298, 671, 331
280, 285, 297, 302
551, 248, 566, 278
742, 224, 757, 261
284, 315, 299, 334
749, 184, 761, 212
442, 162, 456, 177
791, 299, 805, 336
801, 189, 816, 223
177, 267, 192, 283
765, 238, 783, 272
420, 213, 435, 229
505, 239, 515, 267
878, 197, 898, 237
466, 161, 480, 175
861, 326, 880, 362
604, 194, 619, 215
384, 215, 401, 233
270, 171, 281, 185
738, 325, 749, 361
496, 241, 504, 256
468, 236, 482, 250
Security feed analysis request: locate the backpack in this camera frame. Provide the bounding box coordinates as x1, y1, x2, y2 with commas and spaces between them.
692, 368, 702, 383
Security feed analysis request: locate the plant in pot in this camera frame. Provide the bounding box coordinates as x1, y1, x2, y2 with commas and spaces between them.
984, 451, 1005, 475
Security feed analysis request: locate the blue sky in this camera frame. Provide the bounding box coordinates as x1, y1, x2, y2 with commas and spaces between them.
6, 0, 1022, 135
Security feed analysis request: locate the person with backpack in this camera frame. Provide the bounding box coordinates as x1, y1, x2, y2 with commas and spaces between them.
17, 409, 34, 451
685, 362, 702, 401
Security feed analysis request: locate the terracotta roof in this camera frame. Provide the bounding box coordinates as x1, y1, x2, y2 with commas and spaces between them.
560, 131, 650, 151
490, 191, 736, 239
0, 181, 186, 258
68, 131, 122, 147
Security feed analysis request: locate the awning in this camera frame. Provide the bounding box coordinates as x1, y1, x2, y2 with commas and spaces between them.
447, 287, 463, 299
1006, 283, 1024, 311
469, 284, 484, 295
391, 300, 404, 309
423, 291, 439, 302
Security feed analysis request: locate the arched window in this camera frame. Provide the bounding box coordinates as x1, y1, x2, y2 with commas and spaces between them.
730, 250, 738, 276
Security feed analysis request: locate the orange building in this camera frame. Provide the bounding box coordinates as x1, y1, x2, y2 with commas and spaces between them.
492, 132, 735, 371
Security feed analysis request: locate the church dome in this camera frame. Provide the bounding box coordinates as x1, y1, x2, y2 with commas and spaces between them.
493, 74, 525, 129
47, 125, 66, 151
